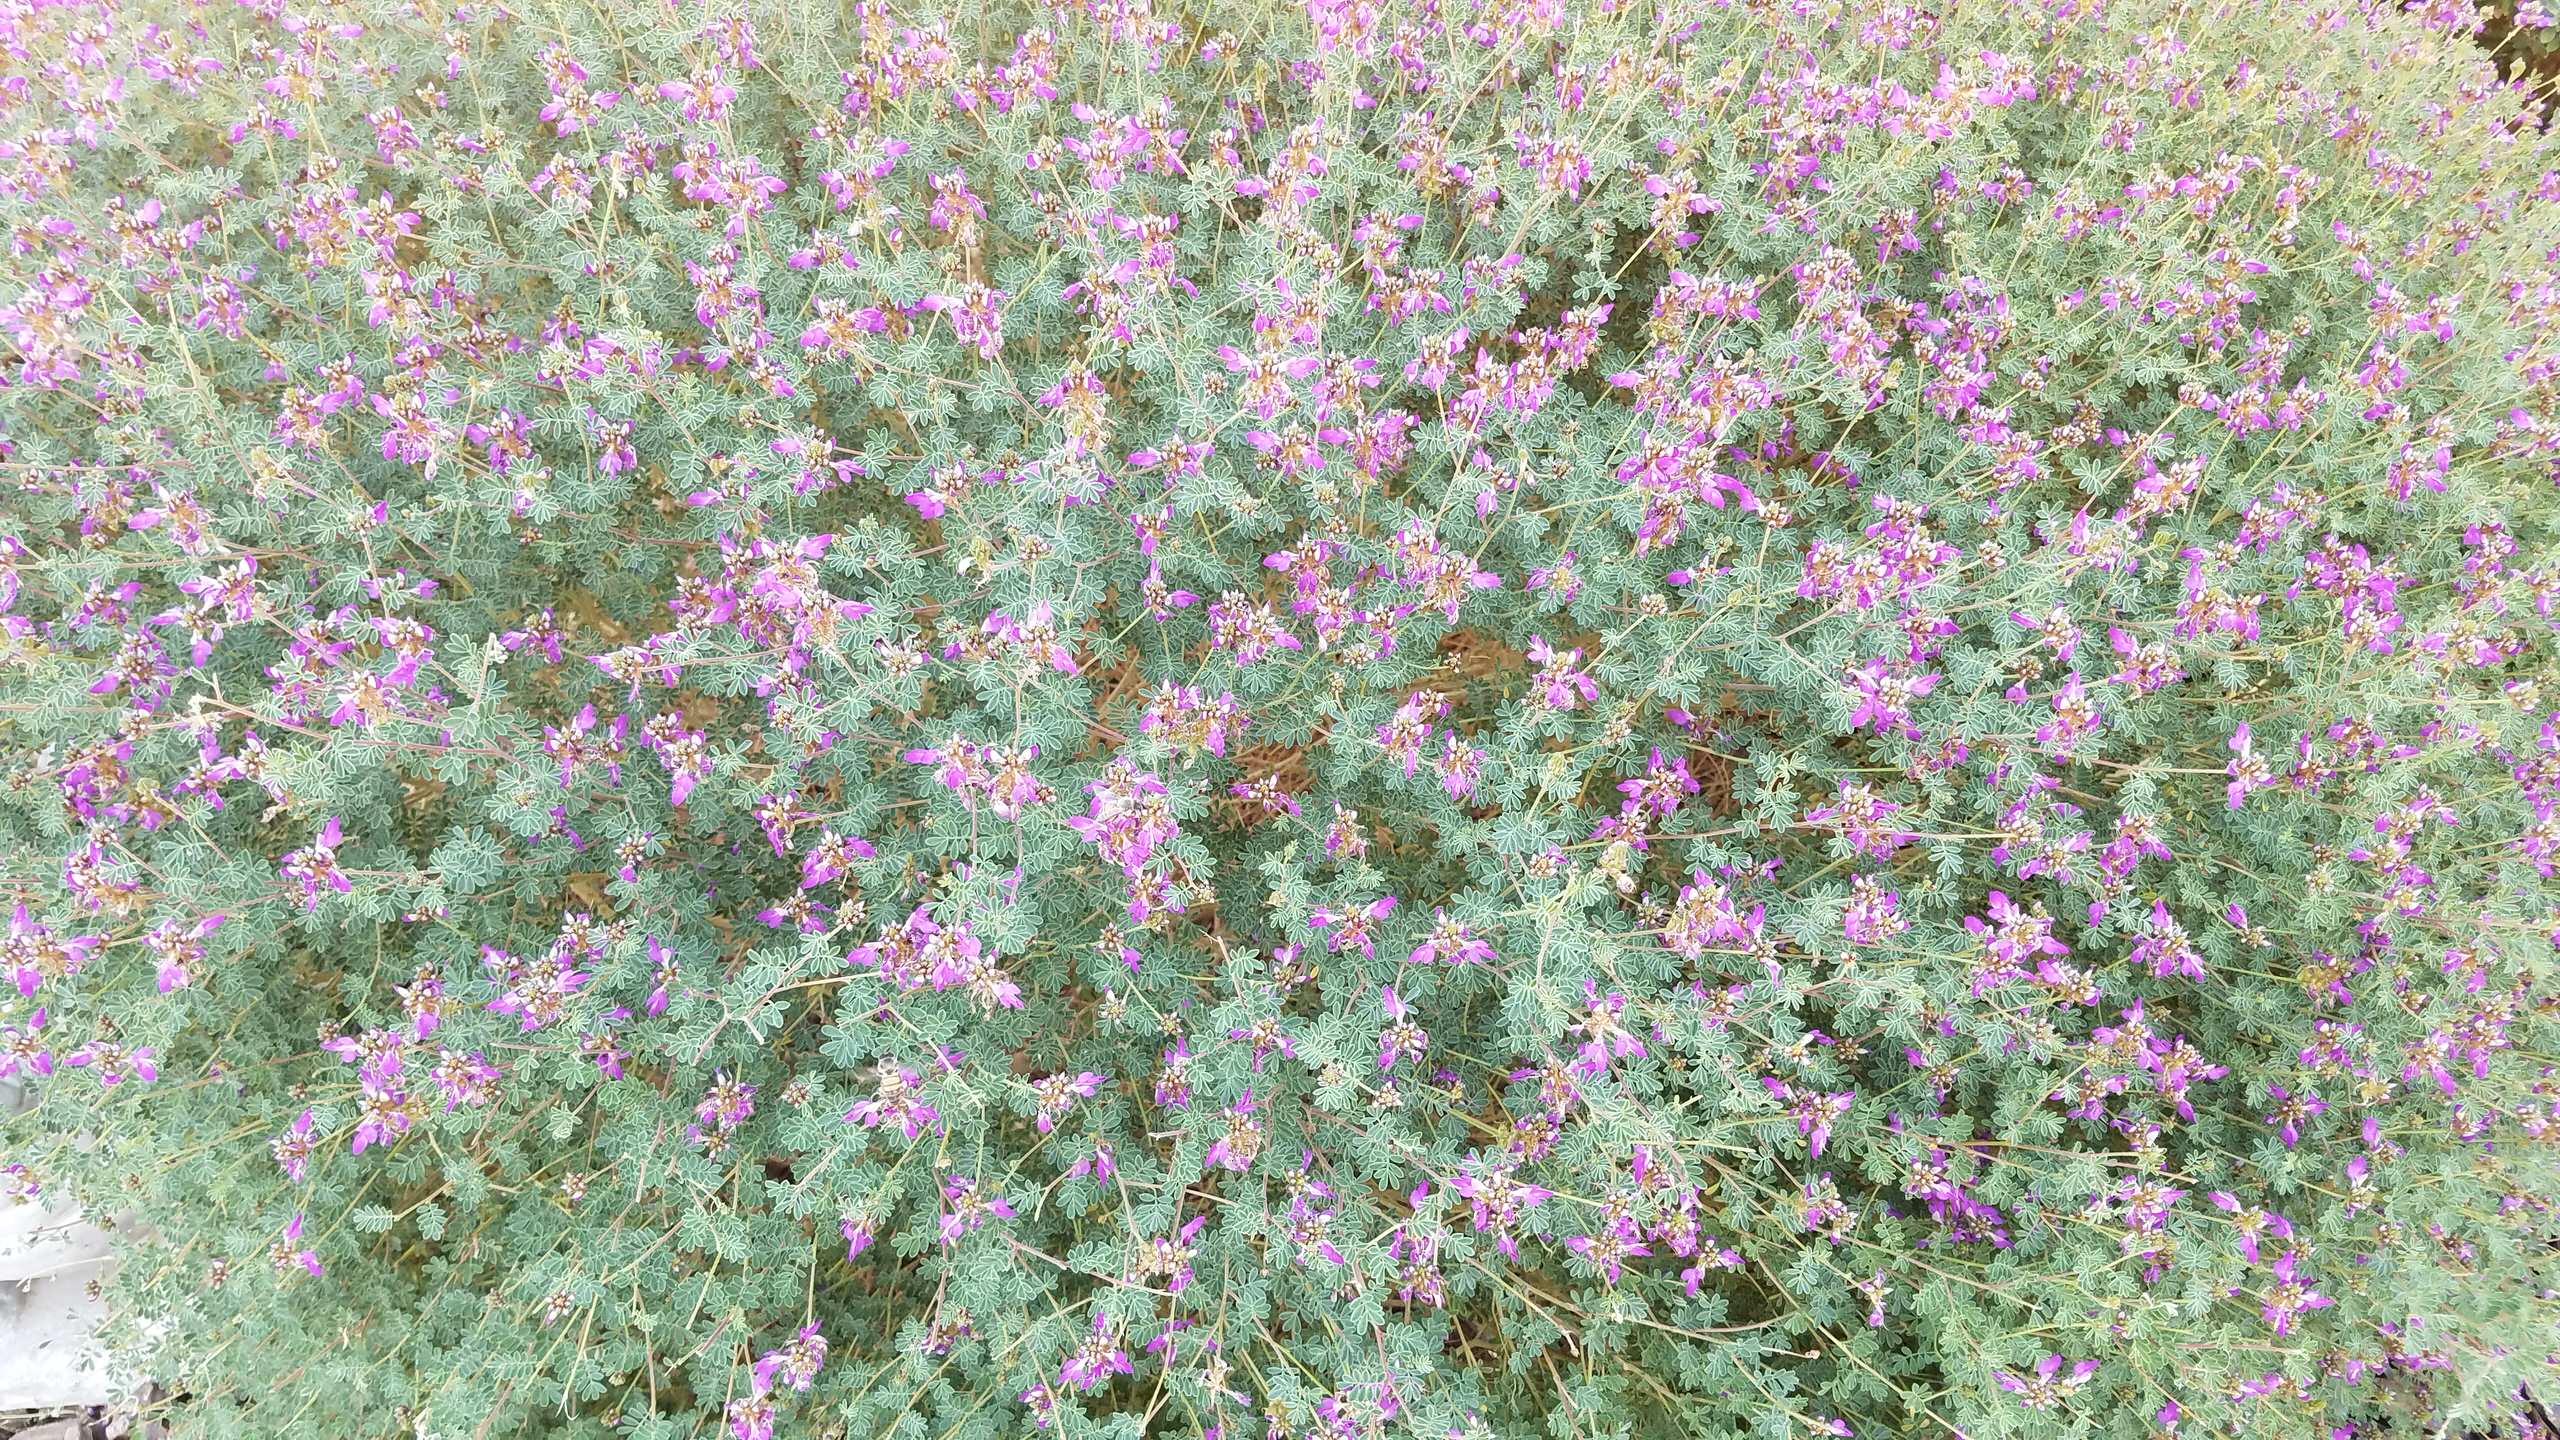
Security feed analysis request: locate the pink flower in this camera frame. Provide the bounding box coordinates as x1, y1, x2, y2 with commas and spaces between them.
799, 830, 876, 889
1056, 1311, 1132, 1393
0, 1007, 52, 1080
1525, 635, 1597, 710
937, 1173, 1016, 1244
5, 904, 100, 998
2263, 1084, 2327, 1148
1763, 1076, 1856, 1158
2262, 1250, 2333, 1334
1202, 1089, 1264, 1173
1408, 909, 1494, 966
1308, 895, 1396, 957
147, 914, 224, 993
272, 1108, 318, 1182
753, 1322, 829, 1394
644, 935, 678, 1017
273, 1212, 323, 1278
279, 817, 352, 911
1564, 1225, 1650, 1285
1378, 986, 1429, 1070
1844, 658, 1938, 736
1993, 1353, 2100, 1409
65, 1037, 156, 1086
725, 1394, 775, 1440
1568, 981, 1645, 1076
1067, 1139, 1117, 1183
1030, 1070, 1105, 1133
2227, 722, 2273, 809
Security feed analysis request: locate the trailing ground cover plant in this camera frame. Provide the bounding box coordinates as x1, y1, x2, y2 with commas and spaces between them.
2, 0, 2560, 1436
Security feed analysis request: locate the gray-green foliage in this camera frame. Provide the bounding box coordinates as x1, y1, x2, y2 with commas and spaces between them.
0, 0, 2557, 1437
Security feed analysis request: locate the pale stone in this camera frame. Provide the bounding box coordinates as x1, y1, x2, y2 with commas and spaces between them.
0, 1078, 118, 1412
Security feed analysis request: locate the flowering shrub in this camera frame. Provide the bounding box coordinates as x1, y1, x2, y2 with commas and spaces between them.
2480, 0, 2560, 92
5, 0, 2560, 1437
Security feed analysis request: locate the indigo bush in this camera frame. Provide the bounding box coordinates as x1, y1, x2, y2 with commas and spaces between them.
3, 0, 2559, 1437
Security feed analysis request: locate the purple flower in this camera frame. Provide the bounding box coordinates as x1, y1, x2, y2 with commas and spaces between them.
1763, 1076, 1855, 1159
1841, 875, 1905, 946
65, 1037, 155, 1086
798, 830, 875, 889
692, 1072, 757, 1134
146, 914, 225, 993
272, 1108, 318, 1183
1448, 1160, 1551, 1261
918, 284, 1006, 360
752, 1322, 829, 1394
2263, 1083, 2327, 1148
1378, 986, 1429, 1071
431, 1049, 502, 1110
279, 817, 352, 911
1844, 657, 1938, 736
1154, 1036, 1193, 1109
2227, 722, 2272, 809
0, 1007, 52, 1080
724, 1394, 775, 1440
1962, 891, 2069, 994
1564, 1224, 1651, 1285
1568, 981, 1645, 1077
1993, 1354, 2100, 1409
1805, 781, 1913, 860
1308, 895, 1396, 957
2262, 1250, 2333, 1334
271, 1212, 323, 1278
980, 600, 1079, 675
7, 903, 101, 997
2206, 1191, 2294, 1265
1433, 734, 1485, 798
1030, 1070, 1105, 1133
845, 1062, 941, 1139
644, 935, 678, 1017
1408, 909, 1494, 966
937, 1173, 1016, 1244
1066, 762, 1176, 876
1202, 1089, 1264, 1174
1057, 1311, 1132, 1393
1068, 1139, 1117, 1184
1525, 636, 1596, 709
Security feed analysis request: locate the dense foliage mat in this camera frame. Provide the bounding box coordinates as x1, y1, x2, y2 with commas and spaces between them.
2, 0, 2559, 1436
